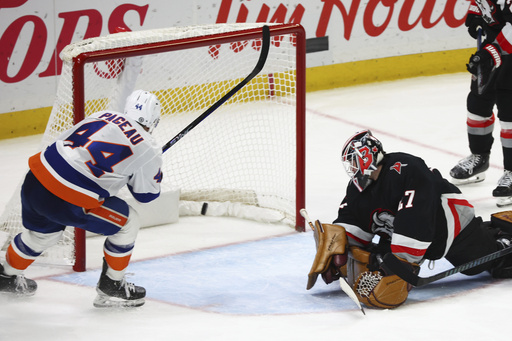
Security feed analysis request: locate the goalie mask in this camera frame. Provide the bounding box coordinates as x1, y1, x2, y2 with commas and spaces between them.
341, 130, 385, 192
124, 90, 161, 134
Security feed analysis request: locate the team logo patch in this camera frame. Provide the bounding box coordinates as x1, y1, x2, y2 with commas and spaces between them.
371, 208, 395, 238
390, 162, 407, 174
475, 0, 496, 25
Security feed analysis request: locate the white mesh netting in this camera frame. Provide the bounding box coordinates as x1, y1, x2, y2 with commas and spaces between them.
0, 23, 304, 266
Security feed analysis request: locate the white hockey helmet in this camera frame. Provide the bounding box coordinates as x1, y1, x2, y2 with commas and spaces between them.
124, 90, 161, 134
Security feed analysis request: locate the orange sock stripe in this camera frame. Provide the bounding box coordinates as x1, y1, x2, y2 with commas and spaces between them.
6, 244, 36, 271
104, 252, 132, 271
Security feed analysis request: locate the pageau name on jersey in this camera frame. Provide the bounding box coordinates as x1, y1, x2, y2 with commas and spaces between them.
28, 110, 163, 209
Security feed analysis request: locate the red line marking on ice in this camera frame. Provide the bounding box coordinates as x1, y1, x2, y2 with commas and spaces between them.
307, 108, 502, 170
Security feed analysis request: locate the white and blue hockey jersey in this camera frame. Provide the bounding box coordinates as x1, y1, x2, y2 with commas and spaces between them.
29, 111, 163, 209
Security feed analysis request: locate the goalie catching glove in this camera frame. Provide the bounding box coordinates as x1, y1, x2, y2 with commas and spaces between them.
349, 249, 419, 309
306, 222, 419, 309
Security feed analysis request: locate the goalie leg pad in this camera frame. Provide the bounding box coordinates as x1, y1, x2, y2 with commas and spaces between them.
346, 246, 371, 287
491, 210, 512, 234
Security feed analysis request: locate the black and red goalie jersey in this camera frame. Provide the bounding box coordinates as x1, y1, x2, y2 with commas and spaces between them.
334, 152, 475, 264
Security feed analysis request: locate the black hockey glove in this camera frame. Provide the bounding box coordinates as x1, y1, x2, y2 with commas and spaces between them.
465, 13, 484, 40
367, 252, 384, 272
467, 43, 502, 76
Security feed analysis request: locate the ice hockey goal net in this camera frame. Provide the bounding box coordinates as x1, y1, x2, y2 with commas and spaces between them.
0, 23, 306, 271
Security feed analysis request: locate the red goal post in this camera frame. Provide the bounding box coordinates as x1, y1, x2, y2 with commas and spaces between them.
0, 23, 306, 272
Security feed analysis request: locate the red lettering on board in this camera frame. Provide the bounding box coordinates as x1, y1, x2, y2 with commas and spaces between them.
0, 16, 46, 83
0, 4, 148, 82
0, 1, 468, 83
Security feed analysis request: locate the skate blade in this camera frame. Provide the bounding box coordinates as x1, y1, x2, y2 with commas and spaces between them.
0, 290, 36, 297
450, 173, 485, 185
496, 197, 512, 208
93, 293, 145, 308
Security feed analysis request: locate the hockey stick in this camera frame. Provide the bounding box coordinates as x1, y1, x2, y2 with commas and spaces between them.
300, 209, 365, 315
382, 246, 512, 287
299, 208, 319, 232
476, 28, 483, 95
161, 25, 271, 153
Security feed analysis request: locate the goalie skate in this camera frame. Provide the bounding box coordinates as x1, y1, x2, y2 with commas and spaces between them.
449, 154, 489, 185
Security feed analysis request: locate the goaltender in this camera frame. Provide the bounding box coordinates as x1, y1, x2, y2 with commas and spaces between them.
307, 130, 512, 308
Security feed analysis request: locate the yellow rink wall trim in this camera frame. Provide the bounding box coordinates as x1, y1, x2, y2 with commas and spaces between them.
0, 47, 475, 140
306, 48, 474, 91
0, 107, 53, 140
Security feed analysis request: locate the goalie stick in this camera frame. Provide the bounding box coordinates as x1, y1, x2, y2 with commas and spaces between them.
300, 209, 365, 315
299, 208, 319, 232
382, 246, 512, 287
161, 25, 271, 153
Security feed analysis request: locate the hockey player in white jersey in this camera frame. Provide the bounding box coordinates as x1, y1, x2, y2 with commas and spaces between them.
0, 90, 162, 307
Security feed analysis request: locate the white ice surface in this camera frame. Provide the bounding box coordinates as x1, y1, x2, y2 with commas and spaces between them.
1, 73, 511, 341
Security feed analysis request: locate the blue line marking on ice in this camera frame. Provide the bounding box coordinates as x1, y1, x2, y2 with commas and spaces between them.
51, 232, 494, 314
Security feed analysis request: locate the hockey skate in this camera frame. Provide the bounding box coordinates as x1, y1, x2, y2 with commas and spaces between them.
449, 154, 489, 185
93, 259, 146, 308
0, 264, 37, 296
493, 170, 512, 207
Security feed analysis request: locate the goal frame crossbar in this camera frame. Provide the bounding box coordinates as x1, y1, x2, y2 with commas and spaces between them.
68, 24, 306, 271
